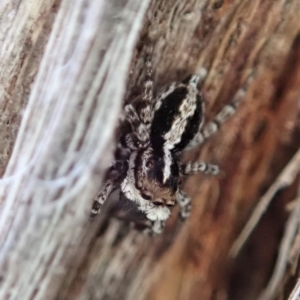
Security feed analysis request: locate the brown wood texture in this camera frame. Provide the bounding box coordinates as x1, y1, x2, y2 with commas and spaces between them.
0, 0, 300, 299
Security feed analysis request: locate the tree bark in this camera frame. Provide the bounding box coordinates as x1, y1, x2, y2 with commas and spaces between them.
0, 0, 300, 300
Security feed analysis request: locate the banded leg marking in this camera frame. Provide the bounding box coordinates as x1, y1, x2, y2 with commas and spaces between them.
186, 88, 246, 150
124, 104, 149, 143
123, 133, 140, 151
143, 219, 165, 236
181, 161, 220, 176
124, 104, 142, 129
91, 180, 116, 216
139, 45, 154, 125
177, 189, 192, 220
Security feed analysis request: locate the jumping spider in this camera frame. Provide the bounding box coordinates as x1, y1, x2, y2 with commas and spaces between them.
91, 49, 243, 235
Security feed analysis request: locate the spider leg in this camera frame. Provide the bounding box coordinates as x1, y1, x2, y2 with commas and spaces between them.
186, 87, 246, 150
139, 45, 154, 125
123, 103, 142, 129
91, 180, 116, 216
143, 219, 165, 236
121, 133, 139, 151
123, 104, 149, 144
177, 189, 192, 220
91, 152, 128, 216
180, 161, 220, 176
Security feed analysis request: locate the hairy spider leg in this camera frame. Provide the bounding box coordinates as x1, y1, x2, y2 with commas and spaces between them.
186, 88, 246, 150
91, 180, 116, 215
144, 219, 165, 236
122, 104, 149, 149
91, 146, 129, 216
139, 45, 154, 125
121, 46, 155, 148
176, 189, 192, 220
122, 132, 140, 151
180, 161, 220, 176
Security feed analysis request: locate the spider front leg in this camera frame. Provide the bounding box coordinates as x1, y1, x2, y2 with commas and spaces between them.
181, 161, 220, 176
143, 219, 165, 236
176, 189, 192, 220
91, 153, 128, 216
91, 180, 116, 216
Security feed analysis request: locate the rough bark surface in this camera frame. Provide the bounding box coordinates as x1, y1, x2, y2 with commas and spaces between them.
0, 0, 59, 175
0, 0, 300, 300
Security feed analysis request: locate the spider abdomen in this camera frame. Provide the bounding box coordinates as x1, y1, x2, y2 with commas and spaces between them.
150, 76, 204, 154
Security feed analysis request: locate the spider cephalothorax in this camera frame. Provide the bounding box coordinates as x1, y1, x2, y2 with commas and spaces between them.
91, 49, 242, 234
121, 146, 179, 221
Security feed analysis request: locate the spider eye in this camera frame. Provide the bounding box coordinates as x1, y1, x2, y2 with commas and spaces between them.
165, 200, 175, 207
141, 192, 152, 200
153, 200, 163, 206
